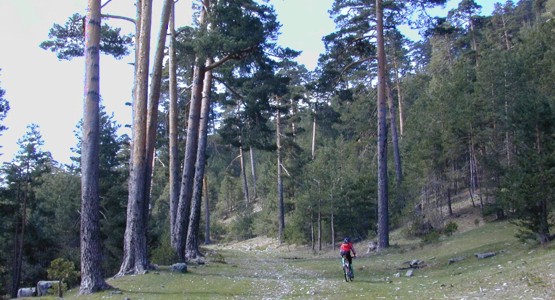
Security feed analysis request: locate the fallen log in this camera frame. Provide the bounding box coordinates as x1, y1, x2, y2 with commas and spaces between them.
474, 252, 496, 259
448, 256, 467, 264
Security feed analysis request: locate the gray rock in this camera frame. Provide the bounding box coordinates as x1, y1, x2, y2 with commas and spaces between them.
170, 263, 188, 273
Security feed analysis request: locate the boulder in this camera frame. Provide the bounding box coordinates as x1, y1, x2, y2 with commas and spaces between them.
169, 263, 188, 273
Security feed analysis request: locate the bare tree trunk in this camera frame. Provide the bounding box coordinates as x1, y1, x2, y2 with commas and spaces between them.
185, 61, 212, 260
118, 0, 152, 276
376, 0, 389, 250
143, 0, 173, 246
311, 113, 316, 160
469, 136, 482, 208
168, 3, 180, 250
317, 198, 322, 252
392, 56, 404, 137
249, 147, 257, 199
204, 176, 211, 245
310, 212, 315, 251
276, 99, 285, 243
11, 182, 26, 298
386, 82, 402, 186
330, 193, 335, 250
175, 61, 205, 261
80, 0, 110, 293
239, 145, 250, 204
174, 2, 208, 261
447, 187, 453, 216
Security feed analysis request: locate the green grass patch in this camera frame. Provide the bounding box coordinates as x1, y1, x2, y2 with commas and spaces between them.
33, 221, 554, 299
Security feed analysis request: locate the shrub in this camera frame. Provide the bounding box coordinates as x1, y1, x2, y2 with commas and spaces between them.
47, 258, 79, 289
230, 213, 254, 240
150, 230, 178, 265
443, 221, 458, 236
420, 230, 440, 246
404, 217, 434, 238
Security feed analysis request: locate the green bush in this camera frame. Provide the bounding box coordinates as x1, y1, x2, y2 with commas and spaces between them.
443, 221, 458, 236
420, 230, 440, 245
47, 258, 79, 289
209, 220, 227, 242
150, 230, 178, 265
404, 217, 434, 238
230, 213, 254, 240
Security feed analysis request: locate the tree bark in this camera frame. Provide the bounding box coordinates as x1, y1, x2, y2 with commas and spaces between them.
276, 98, 285, 243
318, 196, 322, 252
204, 176, 211, 245
80, 0, 110, 293
11, 179, 26, 298
118, 0, 152, 277
392, 56, 405, 137
249, 147, 257, 199
376, 0, 389, 250
175, 61, 205, 261
239, 145, 250, 204
386, 82, 403, 186
169, 3, 180, 250
185, 60, 212, 260
330, 192, 335, 250
311, 113, 317, 160
174, 1, 208, 261
143, 0, 173, 247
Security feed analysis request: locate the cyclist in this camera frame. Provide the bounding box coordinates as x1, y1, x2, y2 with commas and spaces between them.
339, 237, 357, 279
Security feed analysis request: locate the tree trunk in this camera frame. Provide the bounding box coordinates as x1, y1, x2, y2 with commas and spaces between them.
118, 0, 152, 277
392, 56, 405, 137
376, 0, 389, 250
11, 182, 26, 298
144, 0, 173, 246
239, 145, 250, 205
185, 60, 212, 260
386, 82, 403, 188
317, 198, 322, 252
311, 113, 317, 160
310, 212, 315, 251
249, 147, 257, 199
204, 176, 211, 245
447, 187, 453, 216
80, 0, 110, 293
175, 61, 205, 261
169, 3, 180, 250
174, 2, 208, 261
276, 99, 285, 243
330, 193, 335, 250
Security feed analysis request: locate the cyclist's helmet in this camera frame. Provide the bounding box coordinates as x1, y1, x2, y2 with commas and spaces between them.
344, 237, 351, 243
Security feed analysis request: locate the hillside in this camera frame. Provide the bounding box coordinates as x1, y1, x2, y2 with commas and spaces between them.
24, 204, 555, 300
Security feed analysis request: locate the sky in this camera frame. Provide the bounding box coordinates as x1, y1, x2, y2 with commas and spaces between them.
0, 0, 502, 166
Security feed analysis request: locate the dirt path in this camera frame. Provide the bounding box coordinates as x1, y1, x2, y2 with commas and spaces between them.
208, 237, 344, 299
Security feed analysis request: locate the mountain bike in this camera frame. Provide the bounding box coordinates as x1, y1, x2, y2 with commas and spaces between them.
341, 255, 354, 282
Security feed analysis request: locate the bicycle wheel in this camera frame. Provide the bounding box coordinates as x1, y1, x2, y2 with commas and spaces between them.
343, 264, 351, 282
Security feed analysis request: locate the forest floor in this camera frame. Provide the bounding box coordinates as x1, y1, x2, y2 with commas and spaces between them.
22, 201, 555, 300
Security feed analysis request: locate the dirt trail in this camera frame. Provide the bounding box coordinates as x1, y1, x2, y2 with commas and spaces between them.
209, 237, 343, 299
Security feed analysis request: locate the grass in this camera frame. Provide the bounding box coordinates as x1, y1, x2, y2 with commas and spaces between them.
24, 220, 555, 300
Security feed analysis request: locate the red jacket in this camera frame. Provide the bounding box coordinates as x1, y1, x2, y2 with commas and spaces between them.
340, 242, 356, 255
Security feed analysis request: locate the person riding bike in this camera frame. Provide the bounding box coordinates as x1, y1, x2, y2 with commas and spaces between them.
339, 237, 357, 279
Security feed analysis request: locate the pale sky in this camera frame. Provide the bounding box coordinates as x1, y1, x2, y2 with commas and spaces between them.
0, 0, 500, 166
